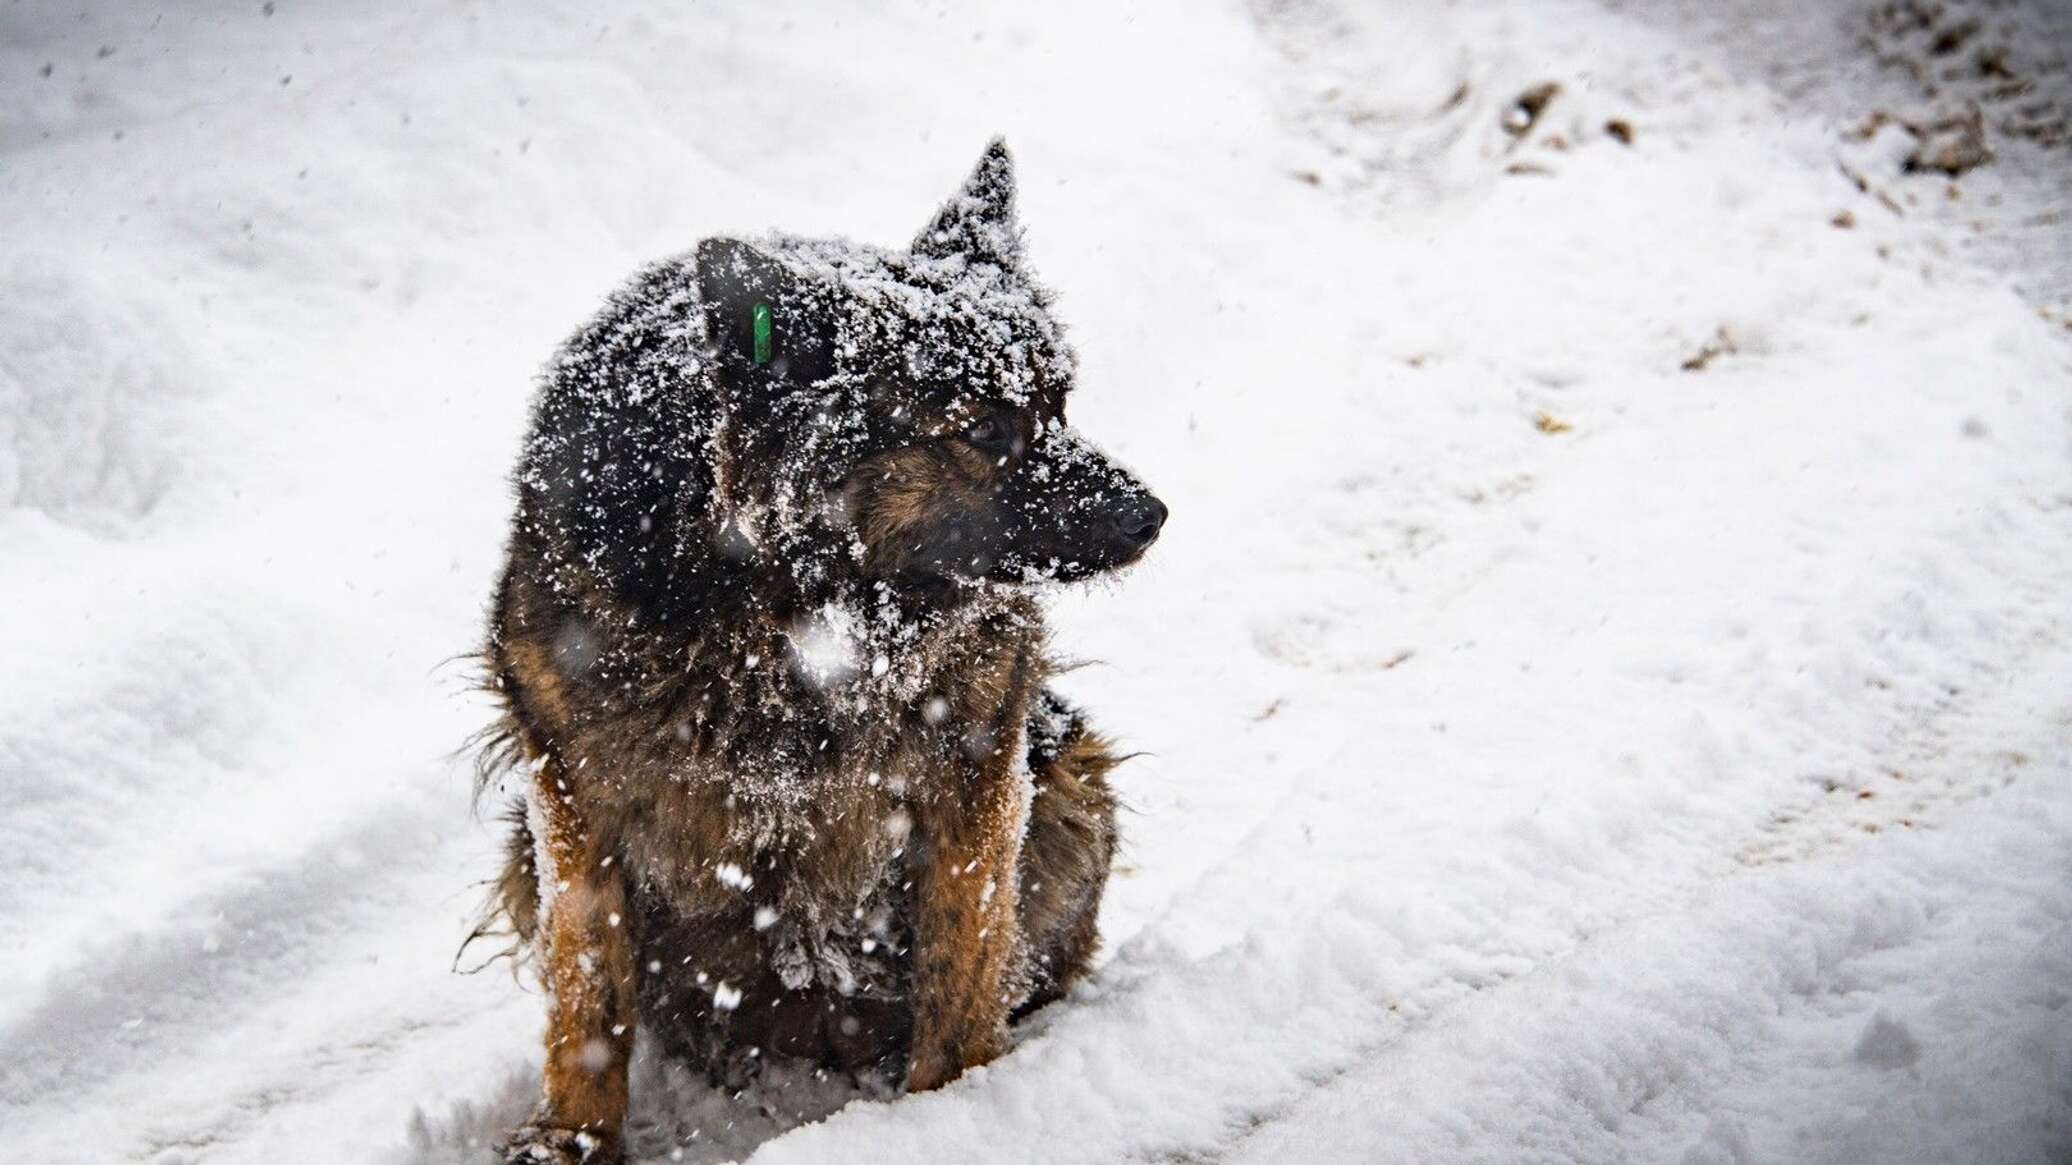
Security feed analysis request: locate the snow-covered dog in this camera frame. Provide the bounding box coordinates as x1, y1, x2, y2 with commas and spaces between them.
474, 140, 1165, 1163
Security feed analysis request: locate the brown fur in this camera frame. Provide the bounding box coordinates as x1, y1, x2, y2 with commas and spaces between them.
476, 142, 1157, 1164
477, 562, 1124, 1162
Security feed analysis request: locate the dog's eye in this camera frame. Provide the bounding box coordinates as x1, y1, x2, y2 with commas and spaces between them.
965, 416, 1010, 450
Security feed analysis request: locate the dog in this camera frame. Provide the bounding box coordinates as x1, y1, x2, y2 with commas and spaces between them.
474, 139, 1165, 1163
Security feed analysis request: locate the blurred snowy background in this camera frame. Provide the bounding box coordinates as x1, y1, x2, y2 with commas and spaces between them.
3, 0, 2070, 1162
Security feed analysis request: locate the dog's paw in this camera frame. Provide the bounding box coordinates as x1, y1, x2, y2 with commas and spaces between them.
501, 1125, 621, 1165
904, 1043, 988, 1093
903, 1054, 956, 1093
906, 1022, 1008, 1093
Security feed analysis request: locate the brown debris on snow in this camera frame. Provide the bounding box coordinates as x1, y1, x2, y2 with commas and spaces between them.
1681, 328, 1738, 373
1864, 0, 2072, 170
1904, 106, 1994, 175
1837, 159, 1906, 216
1503, 82, 1562, 139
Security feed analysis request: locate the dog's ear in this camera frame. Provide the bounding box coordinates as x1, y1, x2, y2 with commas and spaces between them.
697, 237, 842, 389
911, 137, 1023, 269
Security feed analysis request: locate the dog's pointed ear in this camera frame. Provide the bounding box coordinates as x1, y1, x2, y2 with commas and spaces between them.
697, 237, 841, 389
911, 137, 1023, 269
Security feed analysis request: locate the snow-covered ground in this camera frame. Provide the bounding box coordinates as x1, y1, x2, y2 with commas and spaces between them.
4, 0, 2069, 1161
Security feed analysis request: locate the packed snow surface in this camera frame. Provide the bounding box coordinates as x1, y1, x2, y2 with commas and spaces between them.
3, 0, 2069, 1162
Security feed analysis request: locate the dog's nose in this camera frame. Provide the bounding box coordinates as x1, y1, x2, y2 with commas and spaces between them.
1111, 496, 1168, 552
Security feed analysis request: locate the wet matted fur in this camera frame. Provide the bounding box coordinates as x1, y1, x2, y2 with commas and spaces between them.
474, 140, 1164, 1164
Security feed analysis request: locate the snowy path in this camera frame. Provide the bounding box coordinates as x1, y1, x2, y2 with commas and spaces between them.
3, 1, 2068, 1162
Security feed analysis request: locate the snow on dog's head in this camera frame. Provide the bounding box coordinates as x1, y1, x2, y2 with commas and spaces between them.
693, 140, 1167, 589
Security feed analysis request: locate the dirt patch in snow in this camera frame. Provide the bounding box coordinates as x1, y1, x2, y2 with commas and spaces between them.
1863, 0, 2072, 170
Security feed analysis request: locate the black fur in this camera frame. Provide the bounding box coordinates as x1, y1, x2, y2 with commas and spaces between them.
477, 140, 1163, 1163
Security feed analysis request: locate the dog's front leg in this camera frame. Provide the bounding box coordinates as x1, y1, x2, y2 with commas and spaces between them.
905, 749, 1028, 1092
506, 755, 634, 1164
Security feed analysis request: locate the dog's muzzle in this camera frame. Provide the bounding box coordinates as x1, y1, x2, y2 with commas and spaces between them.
1103, 495, 1167, 560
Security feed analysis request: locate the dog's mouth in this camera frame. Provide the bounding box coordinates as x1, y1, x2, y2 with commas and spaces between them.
933, 510, 1168, 588
843, 444, 1167, 591
884, 534, 1157, 592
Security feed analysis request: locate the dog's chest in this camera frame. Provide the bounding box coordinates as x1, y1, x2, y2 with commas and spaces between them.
619, 761, 910, 901
582, 598, 1040, 989
612, 753, 935, 995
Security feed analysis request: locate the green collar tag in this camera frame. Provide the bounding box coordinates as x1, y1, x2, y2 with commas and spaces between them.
751, 302, 774, 365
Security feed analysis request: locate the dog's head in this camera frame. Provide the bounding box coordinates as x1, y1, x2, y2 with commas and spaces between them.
695, 140, 1165, 590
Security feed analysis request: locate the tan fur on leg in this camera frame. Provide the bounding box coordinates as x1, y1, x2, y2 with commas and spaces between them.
903, 767, 1027, 1092
509, 754, 633, 1163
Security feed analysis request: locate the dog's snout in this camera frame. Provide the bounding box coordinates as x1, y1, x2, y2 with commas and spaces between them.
1110, 495, 1168, 553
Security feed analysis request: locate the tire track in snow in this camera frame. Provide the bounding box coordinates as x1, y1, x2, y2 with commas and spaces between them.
122, 991, 522, 1165
1154, 635, 2065, 1165
1206, 648, 2072, 1165
3, 788, 491, 1155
